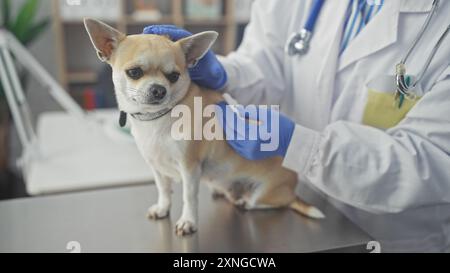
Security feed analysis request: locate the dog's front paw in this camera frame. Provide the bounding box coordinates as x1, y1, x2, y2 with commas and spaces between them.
147, 204, 170, 220
175, 218, 197, 236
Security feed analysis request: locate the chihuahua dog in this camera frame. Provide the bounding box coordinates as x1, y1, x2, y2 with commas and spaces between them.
84, 19, 324, 236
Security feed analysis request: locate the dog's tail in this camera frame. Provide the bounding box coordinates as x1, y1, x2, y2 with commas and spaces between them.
289, 197, 325, 219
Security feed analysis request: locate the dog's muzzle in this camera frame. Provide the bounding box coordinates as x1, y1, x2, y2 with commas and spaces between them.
133, 84, 167, 105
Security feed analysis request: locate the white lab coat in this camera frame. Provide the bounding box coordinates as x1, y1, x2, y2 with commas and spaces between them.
220, 0, 450, 252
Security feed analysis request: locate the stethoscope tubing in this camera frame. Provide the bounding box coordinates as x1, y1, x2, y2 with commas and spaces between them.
304, 0, 325, 32
397, 0, 450, 97
285, 0, 325, 56
400, 0, 440, 65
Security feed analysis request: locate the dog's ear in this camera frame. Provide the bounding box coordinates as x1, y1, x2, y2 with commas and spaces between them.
176, 31, 218, 67
84, 18, 125, 62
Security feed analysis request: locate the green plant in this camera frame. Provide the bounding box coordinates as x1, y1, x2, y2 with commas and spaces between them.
0, 0, 50, 101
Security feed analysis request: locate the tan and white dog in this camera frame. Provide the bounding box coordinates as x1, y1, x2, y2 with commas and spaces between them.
84, 18, 324, 236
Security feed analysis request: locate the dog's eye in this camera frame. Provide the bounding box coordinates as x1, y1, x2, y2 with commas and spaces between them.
166, 72, 180, 84
126, 68, 144, 80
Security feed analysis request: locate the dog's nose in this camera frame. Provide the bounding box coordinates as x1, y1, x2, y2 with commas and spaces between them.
149, 84, 167, 101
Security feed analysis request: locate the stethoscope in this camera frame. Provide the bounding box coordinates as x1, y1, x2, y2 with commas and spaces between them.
395, 0, 449, 106
286, 0, 450, 108
285, 0, 325, 56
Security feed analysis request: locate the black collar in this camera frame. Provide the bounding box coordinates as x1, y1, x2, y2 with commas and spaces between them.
119, 108, 172, 127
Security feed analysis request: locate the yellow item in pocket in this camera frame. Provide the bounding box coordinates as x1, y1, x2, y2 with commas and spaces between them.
363, 89, 421, 129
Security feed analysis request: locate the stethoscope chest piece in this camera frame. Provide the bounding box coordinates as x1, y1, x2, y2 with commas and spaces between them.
285, 29, 312, 56
285, 0, 325, 56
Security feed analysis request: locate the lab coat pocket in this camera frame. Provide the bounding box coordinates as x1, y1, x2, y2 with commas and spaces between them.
362, 75, 422, 130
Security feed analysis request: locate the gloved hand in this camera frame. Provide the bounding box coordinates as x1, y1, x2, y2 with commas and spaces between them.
143, 25, 228, 90
215, 101, 295, 161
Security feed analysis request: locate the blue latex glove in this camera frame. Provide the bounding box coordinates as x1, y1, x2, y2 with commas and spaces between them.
215, 101, 296, 161
143, 25, 227, 90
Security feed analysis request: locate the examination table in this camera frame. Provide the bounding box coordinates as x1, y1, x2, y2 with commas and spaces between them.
0, 183, 372, 252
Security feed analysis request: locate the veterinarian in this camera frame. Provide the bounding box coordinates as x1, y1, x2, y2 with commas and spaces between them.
144, 0, 450, 252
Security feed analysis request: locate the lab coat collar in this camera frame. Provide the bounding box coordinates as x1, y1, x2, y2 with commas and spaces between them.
315, 1, 349, 87
337, 0, 435, 72
338, 0, 401, 72
399, 0, 434, 13
312, 1, 349, 128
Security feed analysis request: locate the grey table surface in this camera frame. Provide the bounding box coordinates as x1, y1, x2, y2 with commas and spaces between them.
0, 183, 372, 253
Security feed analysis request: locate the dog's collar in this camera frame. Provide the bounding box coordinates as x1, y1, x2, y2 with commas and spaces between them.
119, 88, 189, 127
130, 108, 172, 121
118, 107, 172, 127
